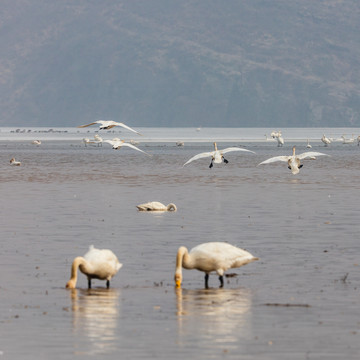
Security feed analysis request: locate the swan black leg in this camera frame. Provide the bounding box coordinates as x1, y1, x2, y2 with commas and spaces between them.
106, 280, 110, 289
209, 160, 213, 169
219, 276, 224, 288
223, 158, 228, 164
205, 274, 209, 289
299, 164, 303, 169
88, 278, 92, 289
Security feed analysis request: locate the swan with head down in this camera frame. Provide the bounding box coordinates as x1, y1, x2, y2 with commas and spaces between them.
66, 246, 122, 289
136, 201, 177, 211
174, 242, 258, 289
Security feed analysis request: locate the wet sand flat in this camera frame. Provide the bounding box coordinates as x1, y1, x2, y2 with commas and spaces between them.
1, 140, 360, 359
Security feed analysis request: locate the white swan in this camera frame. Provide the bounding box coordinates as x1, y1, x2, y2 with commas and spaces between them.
306, 139, 312, 148
104, 139, 151, 156
341, 135, 355, 144
136, 201, 177, 212
321, 134, 331, 146
270, 130, 280, 138
258, 146, 328, 175
183, 142, 255, 168
77, 120, 142, 135
174, 242, 258, 288
276, 134, 284, 147
66, 245, 122, 289
10, 158, 21, 166
32, 140, 41, 145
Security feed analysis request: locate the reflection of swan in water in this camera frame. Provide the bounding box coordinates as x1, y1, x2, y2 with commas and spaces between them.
69, 288, 120, 355
175, 287, 253, 349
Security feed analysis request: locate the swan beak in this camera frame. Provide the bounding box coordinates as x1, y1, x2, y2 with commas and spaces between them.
175, 280, 182, 288
66, 280, 76, 289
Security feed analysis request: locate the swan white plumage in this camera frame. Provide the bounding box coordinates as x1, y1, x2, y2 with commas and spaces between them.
321, 134, 331, 146
174, 242, 258, 288
341, 135, 355, 144
258, 146, 328, 175
136, 201, 177, 211
10, 158, 21, 166
183, 142, 255, 168
306, 139, 312, 148
32, 140, 41, 145
104, 139, 151, 156
77, 120, 142, 135
276, 134, 284, 147
66, 245, 122, 289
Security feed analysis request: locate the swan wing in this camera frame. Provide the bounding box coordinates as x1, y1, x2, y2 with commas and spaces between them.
258, 156, 290, 165
297, 152, 329, 160
104, 139, 117, 147
112, 122, 142, 135
220, 147, 256, 155
121, 142, 151, 156
77, 121, 98, 128
183, 151, 215, 166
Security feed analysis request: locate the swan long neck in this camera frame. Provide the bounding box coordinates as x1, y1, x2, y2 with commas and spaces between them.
213, 142, 218, 151
174, 247, 190, 288
66, 256, 89, 289
292, 146, 296, 157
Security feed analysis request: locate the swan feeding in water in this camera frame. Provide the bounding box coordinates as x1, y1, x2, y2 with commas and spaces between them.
258, 146, 328, 175
10, 158, 21, 166
183, 142, 255, 168
66, 245, 122, 289
104, 139, 151, 156
136, 201, 177, 211
77, 120, 142, 135
174, 242, 259, 289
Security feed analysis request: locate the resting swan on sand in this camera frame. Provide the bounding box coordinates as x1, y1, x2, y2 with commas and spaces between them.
136, 202, 177, 211
66, 246, 122, 289
77, 120, 142, 135
183, 142, 255, 168
174, 242, 259, 289
10, 158, 21, 166
258, 146, 328, 175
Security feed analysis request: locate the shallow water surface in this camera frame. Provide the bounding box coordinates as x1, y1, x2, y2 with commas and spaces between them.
1, 136, 360, 359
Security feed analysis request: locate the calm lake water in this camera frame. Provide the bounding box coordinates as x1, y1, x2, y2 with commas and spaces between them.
1, 127, 360, 359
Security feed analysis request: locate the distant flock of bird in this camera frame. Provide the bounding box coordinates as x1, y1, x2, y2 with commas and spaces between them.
7, 121, 358, 289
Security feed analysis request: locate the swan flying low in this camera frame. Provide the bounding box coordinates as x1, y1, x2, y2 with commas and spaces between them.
183, 142, 255, 168
258, 146, 328, 175
77, 120, 142, 135
104, 139, 151, 156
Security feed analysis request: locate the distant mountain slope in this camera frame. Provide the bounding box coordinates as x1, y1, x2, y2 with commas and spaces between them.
0, 0, 359, 127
